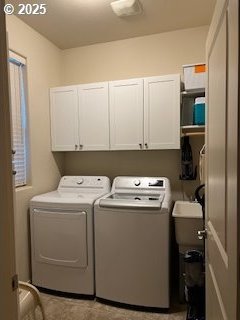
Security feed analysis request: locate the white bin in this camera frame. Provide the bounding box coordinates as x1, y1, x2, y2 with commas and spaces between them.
183, 63, 206, 91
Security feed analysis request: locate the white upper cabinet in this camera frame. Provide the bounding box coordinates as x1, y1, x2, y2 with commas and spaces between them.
109, 75, 180, 150
109, 78, 144, 150
144, 75, 180, 149
50, 86, 79, 151
50, 74, 180, 151
78, 82, 109, 150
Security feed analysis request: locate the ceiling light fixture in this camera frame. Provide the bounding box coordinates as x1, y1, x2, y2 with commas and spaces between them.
110, 0, 142, 17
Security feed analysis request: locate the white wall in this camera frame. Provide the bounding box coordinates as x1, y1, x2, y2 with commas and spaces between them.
62, 26, 208, 84
62, 26, 207, 199
6, 15, 64, 281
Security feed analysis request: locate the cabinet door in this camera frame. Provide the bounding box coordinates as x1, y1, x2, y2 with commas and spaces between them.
78, 82, 109, 151
144, 75, 180, 149
50, 86, 79, 151
109, 78, 144, 150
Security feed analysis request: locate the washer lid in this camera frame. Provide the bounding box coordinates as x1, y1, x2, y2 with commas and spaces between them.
99, 193, 164, 210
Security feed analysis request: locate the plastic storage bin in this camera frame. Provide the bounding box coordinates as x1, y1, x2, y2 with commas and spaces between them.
183, 63, 206, 91
193, 97, 205, 125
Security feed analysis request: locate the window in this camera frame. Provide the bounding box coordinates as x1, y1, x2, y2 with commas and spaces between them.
9, 51, 28, 187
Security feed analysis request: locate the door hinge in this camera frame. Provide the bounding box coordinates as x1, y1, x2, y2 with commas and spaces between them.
12, 274, 18, 291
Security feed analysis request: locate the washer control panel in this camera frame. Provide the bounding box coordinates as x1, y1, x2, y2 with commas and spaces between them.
113, 177, 166, 191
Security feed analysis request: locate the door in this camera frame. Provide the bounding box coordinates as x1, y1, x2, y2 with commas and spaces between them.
144, 75, 180, 149
78, 82, 109, 150
0, 4, 19, 319
206, 0, 239, 319
109, 78, 144, 150
32, 209, 87, 268
50, 86, 79, 151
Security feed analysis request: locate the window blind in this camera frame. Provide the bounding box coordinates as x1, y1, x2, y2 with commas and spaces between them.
9, 53, 27, 187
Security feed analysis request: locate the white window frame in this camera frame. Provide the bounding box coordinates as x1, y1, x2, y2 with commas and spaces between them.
9, 51, 29, 188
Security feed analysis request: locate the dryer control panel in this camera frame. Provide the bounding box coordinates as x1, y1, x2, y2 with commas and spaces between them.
58, 176, 110, 190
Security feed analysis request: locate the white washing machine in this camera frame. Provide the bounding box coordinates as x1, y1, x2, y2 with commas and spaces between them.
30, 176, 110, 295
94, 176, 171, 308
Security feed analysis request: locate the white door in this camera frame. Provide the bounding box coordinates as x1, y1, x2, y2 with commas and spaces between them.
50, 86, 79, 151
0, 7, 19, 319
78, 82, 109, 150
144, 75, 180, 149
32, 209, 87, 268
206, 0, 239, 319
109, 78, 144, 150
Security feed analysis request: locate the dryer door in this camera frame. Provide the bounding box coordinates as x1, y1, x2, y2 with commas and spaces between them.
32, 208, 87, 268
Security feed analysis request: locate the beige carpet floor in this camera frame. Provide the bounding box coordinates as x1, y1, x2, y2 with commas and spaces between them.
38, 292, 187, 320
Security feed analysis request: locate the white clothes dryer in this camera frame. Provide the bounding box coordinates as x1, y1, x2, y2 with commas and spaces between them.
94, 176, 172, 308
30, 176, 110, 295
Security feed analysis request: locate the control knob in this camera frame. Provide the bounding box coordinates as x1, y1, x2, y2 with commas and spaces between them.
134, 179, 141, 186
77, 178, 84, 185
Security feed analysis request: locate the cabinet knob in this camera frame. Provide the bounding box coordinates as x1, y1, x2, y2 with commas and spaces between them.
139, 143, 142, 149
12, 170, 17, 175
12, 150, 16, 155
79, 144, 83, 149
145, 143, 148, 149
75, 144, 78, 150
197, 229, 207, 240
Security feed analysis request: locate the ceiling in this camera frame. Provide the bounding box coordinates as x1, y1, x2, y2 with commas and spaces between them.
11, 0, 216, 49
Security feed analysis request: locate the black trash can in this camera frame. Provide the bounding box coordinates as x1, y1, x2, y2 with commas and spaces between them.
184, 250, 205, 320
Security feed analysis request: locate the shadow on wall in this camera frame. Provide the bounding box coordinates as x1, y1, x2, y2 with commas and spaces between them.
52, 152, 65, 177
63, 138, 204, 201
65, 149, 180, 181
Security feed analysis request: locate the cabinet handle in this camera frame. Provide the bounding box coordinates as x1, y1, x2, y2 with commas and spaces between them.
139, 143, 142, 149
79, 144, 83, 149
145, 143, 148, 149
75, 144, 78, 150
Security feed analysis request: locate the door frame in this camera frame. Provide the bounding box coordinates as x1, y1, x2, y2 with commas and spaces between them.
0, 2, 19, 319
238, 1, 240, 314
